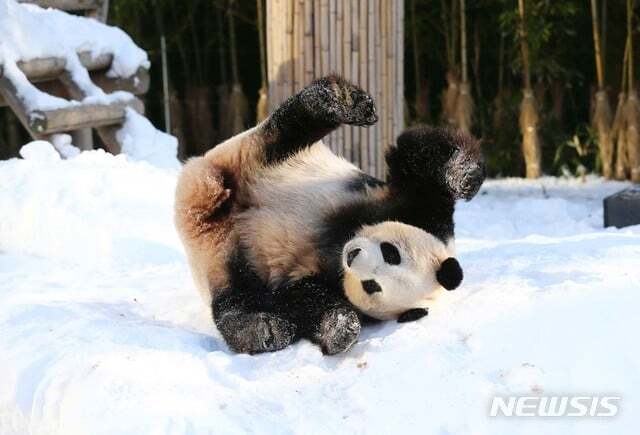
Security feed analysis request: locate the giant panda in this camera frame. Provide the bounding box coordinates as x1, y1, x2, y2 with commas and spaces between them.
175, 75, 485, 355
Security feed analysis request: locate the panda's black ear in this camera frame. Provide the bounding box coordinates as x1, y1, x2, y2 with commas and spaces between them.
437, 257, 463, 290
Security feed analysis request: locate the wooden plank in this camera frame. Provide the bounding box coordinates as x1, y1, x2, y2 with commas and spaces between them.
90, 67, 150, 95
60, 71, 143, 152
84, 0, 109, 22
1, 52, 111, 83
0, 76, 46, 141
28, 98, 143, 135
71, 128, 94, 151
18, 0, 102, 11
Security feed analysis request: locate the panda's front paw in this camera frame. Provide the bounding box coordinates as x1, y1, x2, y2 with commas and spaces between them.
318, 307, 361, 355
397, 308, 429, 323
304, 75, 378, 127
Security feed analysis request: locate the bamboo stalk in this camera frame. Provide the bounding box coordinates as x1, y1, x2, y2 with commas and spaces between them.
336, 0, 344, 157
591, 0, 613, 177
343, 0, 352, 161
518, 0, 532, 91
292, 0, 301, 92
396, 0, 404, 143
380, 0, 389, 176
304, 0, 313, 84
628, 0, 634, 91
359, 0, 369, 172
314, 0, 321, 77
352, 0, 361, 166
263, 0, 403, 175
257, 0, 268, 121
614, 36, 631, 179
388, 0, 396, 160
329, 0, 337, 153
460, 0, 468, 84
368, 0, 376, 175
518, 0, 541, 178
591, 0, 605, 88
626, 0, 640, 181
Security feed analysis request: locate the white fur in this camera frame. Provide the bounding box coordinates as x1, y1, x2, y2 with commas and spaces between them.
237, 142, 368, 285
342, 221, 455, 319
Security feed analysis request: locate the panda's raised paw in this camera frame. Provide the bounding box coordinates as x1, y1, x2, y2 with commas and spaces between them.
304, 75, 378, 127
318, 307, 362, 355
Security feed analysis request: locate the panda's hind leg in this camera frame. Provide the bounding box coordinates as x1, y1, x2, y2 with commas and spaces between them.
272, 278, 361, 355
175, 156, 232, 238
212, 288, 297, 354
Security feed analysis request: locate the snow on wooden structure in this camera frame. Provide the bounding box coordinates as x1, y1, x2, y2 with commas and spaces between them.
17, 0, 109, 21
0, 0, 150, 154
266, 0, 404, 178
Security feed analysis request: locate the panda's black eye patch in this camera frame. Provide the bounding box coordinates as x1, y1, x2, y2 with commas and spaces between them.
380, 242, 401, 265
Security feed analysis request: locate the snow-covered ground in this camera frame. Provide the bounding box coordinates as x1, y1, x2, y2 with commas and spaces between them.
1, 144, 639, 435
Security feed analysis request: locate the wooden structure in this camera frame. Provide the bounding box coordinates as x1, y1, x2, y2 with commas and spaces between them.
266, 0, 404, 178
0, 0, 149, 153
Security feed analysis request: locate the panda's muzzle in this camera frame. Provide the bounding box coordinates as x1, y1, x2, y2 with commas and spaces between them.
361, 279, 382, 294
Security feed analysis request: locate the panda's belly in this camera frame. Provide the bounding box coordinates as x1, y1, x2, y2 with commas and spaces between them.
236, 142, 366, 286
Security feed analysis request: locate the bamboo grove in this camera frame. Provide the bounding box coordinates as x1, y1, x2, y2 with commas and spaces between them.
1, 0, 639, 181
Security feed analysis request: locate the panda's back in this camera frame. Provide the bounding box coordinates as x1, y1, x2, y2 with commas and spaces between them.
237, 142, 380, 286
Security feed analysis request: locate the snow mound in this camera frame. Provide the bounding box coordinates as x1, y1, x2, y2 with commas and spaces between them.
0, 0, 148, 77
18, 140, 60, 162
117, 109, 180, 170
0, 165, 639, 434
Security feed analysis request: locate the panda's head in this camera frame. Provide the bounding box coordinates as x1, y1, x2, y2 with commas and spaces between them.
341, 221, 463, 320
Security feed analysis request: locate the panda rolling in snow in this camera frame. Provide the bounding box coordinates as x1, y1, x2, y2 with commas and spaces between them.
175, 75, 485, 355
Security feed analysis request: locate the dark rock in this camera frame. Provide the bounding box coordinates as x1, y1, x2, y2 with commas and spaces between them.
604, 186, 640, 228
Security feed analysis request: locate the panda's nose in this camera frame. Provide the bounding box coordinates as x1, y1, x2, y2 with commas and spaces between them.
361, 279, 382, 294
346, 248, 361, 267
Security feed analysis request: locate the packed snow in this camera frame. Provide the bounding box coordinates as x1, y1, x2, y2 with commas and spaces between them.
1, 143, 639, 435
0, 0, 149, 111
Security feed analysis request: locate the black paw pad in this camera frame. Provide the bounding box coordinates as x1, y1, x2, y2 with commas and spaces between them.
437, 257, 463, 290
